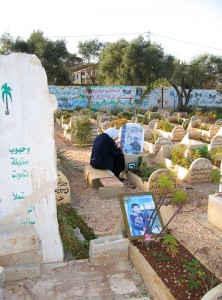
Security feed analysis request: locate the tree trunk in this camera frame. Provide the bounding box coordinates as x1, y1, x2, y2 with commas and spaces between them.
5, 96, 9, 115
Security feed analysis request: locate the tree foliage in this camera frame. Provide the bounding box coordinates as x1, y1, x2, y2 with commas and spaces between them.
78, 39, 105, 85
0, 31, 77, 85
165, 54, 222, 111
98, 36, 174, 86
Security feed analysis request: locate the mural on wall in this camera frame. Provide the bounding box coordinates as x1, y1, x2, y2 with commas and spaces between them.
49, 85, 222, 111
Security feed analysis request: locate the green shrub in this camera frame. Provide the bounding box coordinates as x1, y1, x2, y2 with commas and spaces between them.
73, 117, 93, 147
57, 204, 97, 260
157, 120, 174, 132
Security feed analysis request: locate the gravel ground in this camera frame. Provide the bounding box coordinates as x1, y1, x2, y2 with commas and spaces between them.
54, 123, 222, 281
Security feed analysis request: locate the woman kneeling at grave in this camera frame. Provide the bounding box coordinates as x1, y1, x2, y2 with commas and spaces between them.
90, 127, 125, 180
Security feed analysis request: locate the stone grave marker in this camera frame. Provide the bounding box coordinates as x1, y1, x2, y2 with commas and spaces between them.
148, 119, 157, 130
102, 120, 111, 131
190, 115, 200, 128
131, 116, 137, 123
168, 116, 178, 123
172, 125, 186, 141
210, 135, 222, 150
97, 114, 108, 127
148, 169, 176, 196
189, 158, 213, 183
88, 125, 100, 146
178, 112, 188, 118
161, 110, 170, 118
56, 171, 70, 205
217, 126, 222, 136
209, 124, 220, 138
182, 119, 190, 130
154, 137, 172, 155
0, 53, 63, 263
215, 119, 222, 126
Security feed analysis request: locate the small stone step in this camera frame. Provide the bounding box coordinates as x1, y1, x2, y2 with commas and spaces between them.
100, 176, 124, 188
83, 164, 115, 188
0, 225, 42, 267
98, 176, 124, 199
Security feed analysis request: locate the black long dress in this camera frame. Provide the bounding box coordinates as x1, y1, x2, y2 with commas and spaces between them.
90, 133, 125, 177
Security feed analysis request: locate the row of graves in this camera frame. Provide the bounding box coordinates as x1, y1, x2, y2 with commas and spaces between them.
56, 108, 222, 232
1, 54, 220, 289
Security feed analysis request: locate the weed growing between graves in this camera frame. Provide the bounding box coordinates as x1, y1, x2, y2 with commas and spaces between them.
171, 144, 222, 172
57, 204, 97, 260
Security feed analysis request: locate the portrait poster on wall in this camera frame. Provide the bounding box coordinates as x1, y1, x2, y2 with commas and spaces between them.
119, 192, 164, 240
119, 123, 144, 155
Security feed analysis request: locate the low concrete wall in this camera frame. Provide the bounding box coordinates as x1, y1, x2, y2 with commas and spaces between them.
89, 235, 129, 266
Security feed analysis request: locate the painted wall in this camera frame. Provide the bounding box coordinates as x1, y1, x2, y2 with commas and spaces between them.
49, 85, 222, 111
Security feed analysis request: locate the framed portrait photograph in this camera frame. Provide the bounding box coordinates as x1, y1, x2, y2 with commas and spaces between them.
119, 123, 144, 155
119, 192, 164, 240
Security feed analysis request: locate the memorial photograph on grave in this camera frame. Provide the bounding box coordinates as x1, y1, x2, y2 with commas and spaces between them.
119, 192, 164, 240
119, 123, 144, 155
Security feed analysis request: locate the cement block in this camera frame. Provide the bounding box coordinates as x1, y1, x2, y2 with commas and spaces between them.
0, 266, 5, 287
4, 264, 41, 282
0, 249, 42, 267
83, 164, 114, 188
99, 187, 123, 199
0, 225, 40, 256
208, 194, 222, 230
89, 235, 129, 266
100, 177, 124, 188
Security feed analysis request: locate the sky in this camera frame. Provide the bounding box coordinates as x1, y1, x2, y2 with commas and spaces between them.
1, 0, 222, 63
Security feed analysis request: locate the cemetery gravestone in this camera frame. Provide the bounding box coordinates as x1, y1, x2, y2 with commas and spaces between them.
182, 119, 190, 130
189, 158, 213, 183
215, 119, 222, 126
148, 169, 176, 196
209, 124, 221, 138
102, 120, 111, 131
131, 116, 137, 123
190, 115, 200, 128
0, 53, 63, 263
148, 120, 157, 130
172, 126, 186, 141
56, 171, 70, 205
210, 135, 222, 150
154, 137, 172, 155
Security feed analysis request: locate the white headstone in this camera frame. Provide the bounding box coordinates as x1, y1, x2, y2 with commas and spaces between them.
209, 124, 220, 138
210, 135, 222, 150
102, 120, 111, 131
190, 115, 200, 128
190, 158, 213, 183
182, 119, 190, 130
215, 119, 222, 126
172, 125, 186, 141
148, 120, 157, 130
148, 169, 176, 195
0, 53, 63, 263
154, 137, 172, 155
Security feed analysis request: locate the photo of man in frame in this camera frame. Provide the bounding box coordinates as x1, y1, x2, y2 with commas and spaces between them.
120, 123, 144, 155
120, 193, 163, 239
